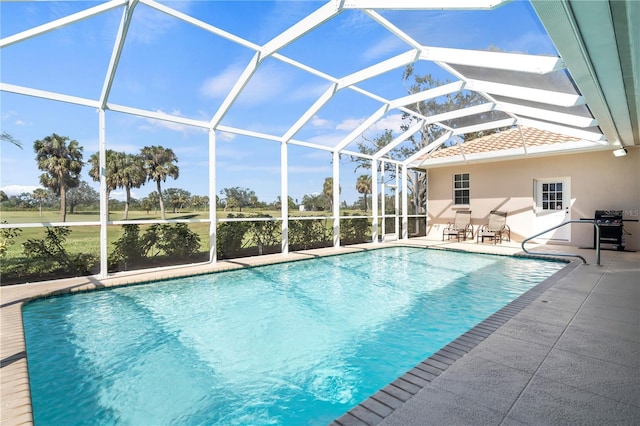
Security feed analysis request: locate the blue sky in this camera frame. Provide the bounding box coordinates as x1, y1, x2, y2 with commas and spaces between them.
0, 0, 556, 206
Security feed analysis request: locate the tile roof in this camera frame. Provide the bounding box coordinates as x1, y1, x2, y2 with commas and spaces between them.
425, 127, 582, 160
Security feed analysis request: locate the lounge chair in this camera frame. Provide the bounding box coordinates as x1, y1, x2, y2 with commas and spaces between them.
443, 210, 473, 241
477, 211, 510, 244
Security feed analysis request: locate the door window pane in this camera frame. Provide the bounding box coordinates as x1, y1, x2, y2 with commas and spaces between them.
540, 181, 563, 211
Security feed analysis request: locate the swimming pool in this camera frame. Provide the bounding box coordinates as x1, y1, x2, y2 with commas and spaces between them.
23, 247, 564, 425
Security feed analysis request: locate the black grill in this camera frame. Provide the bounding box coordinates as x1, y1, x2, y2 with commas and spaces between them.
595, 210, 624, 249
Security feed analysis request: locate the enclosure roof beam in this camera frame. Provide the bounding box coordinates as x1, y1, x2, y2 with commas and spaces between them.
404, 131, 453, 167
100, 0, 139, 109
338, 50, 420, 90
361, 10, 423, 50
260, 2, 341, 58
420, 46, 565, 74
423, 103, 496, 125
107, 103, 210, 129
209, 52, 261, 128
1, 83, 100, 109
341, 0, 510, 10
373, 120, 425, 160
334, 104, 390, 152
0, 0, 127, 48
495, 102, 597, 128
516, 118, 608, 143
451, 118, 516, 136
389, 81, 464, 110
282, 83, 339, 142
465, 79, 586, 107
141, 0, 260, 51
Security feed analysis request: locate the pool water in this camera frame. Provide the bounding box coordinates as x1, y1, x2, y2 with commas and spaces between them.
23, 247, 564, 425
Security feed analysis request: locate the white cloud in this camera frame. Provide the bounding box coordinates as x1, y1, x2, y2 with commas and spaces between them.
15, 120, 26, 126
306, 132, 346, 147
1, 185, 42, 196
310, 115, 333, 128
200, 62, 315, 106
362, 35, 407, 61
217, 131, 236, 142
369, 113, 403, 132
200, 64, 244, 99
336, 118, 363, 132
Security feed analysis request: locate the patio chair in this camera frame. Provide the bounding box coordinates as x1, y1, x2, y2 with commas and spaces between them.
477, 211, 510, 244
443, 210, 473, 241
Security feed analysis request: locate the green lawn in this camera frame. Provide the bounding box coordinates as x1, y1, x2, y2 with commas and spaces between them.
0, 208, 373, 284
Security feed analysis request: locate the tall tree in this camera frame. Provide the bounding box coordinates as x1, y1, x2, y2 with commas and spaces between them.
32, 188, 50, 217
220, 187, 256, 212
33, 133, 83, 222
322, 177, 341, 212
88, 151, 146, 219
355, 174, 372, 212
140, 146, 179, 220
163, 188, 191, 213
88, 150, 118, 201
66, 180, 100, 214
0, 190, 8, 202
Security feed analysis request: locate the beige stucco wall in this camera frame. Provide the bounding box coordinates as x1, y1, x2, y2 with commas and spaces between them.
424, 147, 640, 250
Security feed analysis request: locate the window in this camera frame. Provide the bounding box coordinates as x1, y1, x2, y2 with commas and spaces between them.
453, 173, 470, 205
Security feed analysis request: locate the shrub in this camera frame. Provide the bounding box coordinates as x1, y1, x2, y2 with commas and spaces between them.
154, 223, 201, 258
289, 218, 330, 250
23, 227, 96, 275
108, 224, 144, 269
109, 223, 202, 270
341, 214, 370, 244
249, 214, 281, 255
216, 214, 250, 259
0, 222, 21, 258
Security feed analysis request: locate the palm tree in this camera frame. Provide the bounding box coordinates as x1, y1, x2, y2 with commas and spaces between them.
33, 133, 83, 222
322, 177, 341, 212
88, 150, 118, 200
356, 174, 372, 212
323, 177, 334, 212
32, 188, 49, 217
88, 151, 146, 219
140, 146, 179, 220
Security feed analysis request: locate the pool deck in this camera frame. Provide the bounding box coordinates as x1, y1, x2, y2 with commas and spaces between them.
1, 238, 639, 425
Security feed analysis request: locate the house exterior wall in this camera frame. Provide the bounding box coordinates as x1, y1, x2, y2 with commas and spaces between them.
424, 147, 640, 250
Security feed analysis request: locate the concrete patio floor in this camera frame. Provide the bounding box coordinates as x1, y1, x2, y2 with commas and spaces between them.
334, 239, 640, 426
1, 238, 638, 425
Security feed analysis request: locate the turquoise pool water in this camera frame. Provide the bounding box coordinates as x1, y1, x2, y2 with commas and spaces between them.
23, 247, 564, 425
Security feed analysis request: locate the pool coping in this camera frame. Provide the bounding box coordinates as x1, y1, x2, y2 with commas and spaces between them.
329, 256, 581, 426
0, 240, 579, 425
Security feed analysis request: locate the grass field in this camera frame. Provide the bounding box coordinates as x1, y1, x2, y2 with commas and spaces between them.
0, 208, 376, 284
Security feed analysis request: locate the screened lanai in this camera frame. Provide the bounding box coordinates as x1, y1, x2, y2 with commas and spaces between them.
1, 0, 638, 279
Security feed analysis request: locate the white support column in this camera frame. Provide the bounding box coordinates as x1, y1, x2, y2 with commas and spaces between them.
381, 160, 386, 238
332, 150, 340, 248
98, 109, 108, 278
372, 160, 379, 244
401, 165, 408, 240
395, 163, 400, 238
281, 141, 289, 255
209, 129, 217, 263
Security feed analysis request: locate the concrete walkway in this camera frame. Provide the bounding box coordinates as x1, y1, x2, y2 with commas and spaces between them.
333, 242, 640, 426
1, 240, 638, 425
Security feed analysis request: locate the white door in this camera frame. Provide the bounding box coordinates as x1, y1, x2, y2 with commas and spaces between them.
533, 178, 571, 241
